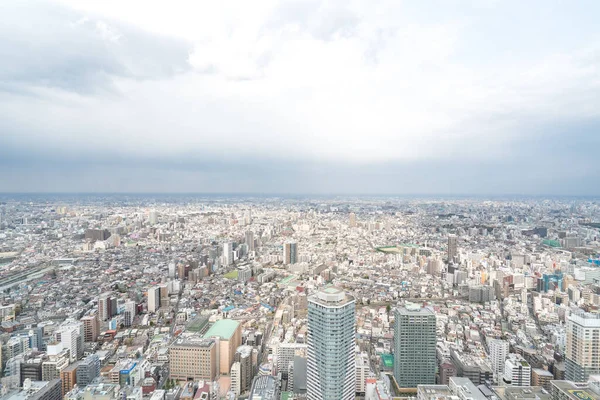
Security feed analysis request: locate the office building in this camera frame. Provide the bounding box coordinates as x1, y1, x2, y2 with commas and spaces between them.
56, 320, 84, 362
488, 339, 509, 384
20, 357, 44, 384
84, 229, 110, 242
447, 235, 458, 262
503, 354, 531, 386
231, 362, 242, 396
76, 354, 100, 387
149, 210, 159, 225
307, 287, 356, 400
356, 351, 371, 394
42, 353, 69, 381
223, 242, 233, 266
61, 362, 79, 396
203, 319, 242, 375
169, 336, 217, 382
284, 242, 298, 265
245, 231, 255, 253
438, 361, 457, 385
551, 380, 600, 400
277, 343, 307, 375
531, 368, 553, 390
394, 304, 436, 388
4, 379, 62, 400
81, 314, 99, 343
249, 375, 279, 400
235, 345, 255, 394
469, 285, 495, 303
449, 377, 487, 400
349, 212, 357, 227
416, 384, 453, 400
159, 284, 169, 308
123, 301, 136, 327
566, 310, 600, 382
148, 286, 160, 313
98, 293, 115, 322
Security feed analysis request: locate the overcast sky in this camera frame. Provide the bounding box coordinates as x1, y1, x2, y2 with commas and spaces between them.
1, 0, 599, 195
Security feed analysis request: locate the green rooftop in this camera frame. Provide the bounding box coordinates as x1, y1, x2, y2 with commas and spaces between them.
280, 392, 292, 400
278, 275, 296, 285
381, 353, 394, 368
203, 319, 240, 340
542, 239, 561, 248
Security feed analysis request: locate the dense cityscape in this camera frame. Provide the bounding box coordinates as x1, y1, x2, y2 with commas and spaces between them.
0, 194, 599, 400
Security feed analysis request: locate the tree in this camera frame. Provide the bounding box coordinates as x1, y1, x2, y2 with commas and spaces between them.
386, 304, 391, 315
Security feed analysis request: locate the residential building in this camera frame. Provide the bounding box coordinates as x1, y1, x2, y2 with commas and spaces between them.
307, 287, 356, 400
394, 304, 437, 388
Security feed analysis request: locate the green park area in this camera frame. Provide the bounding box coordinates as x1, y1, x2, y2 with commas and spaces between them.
224, 270, 238, 279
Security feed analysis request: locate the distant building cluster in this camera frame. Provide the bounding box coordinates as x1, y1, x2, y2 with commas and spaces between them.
0, 196, 599, 400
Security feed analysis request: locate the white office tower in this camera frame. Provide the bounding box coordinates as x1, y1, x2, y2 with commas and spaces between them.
148, 286, 160, 313
276, 343, 307, 374
307, 287, 356, 400
488, 339, 509, 383
356, 351, 371, 394
503, 354, 531, 386
124, 301, 136, 327
57, 320, 84, 362
230, 361, 241, 396
566, 311, 600, 382
223, 242, 233, 266
149, 210, 158, 225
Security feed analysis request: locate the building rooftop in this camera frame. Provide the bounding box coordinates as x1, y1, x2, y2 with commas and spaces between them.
551, 381, 600, 400
397, 303, 435, 315
308, 286, 355, 307
203, 319, 240, 340
171, 336, 215, 348
4, 380, 60, 400
493, 386, 552, 400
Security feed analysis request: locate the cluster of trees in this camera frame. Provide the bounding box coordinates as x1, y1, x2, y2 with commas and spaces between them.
163, 378, 176, 390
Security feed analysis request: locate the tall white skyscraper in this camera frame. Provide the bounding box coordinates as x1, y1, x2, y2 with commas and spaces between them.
307, 287, 356, 400
57, 320, 84, 362
148, 286, 160, 313
488, 338, 509, 383
223, 242, 233, 265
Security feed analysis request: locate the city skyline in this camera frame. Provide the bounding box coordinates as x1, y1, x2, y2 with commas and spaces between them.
1, 1, 599, 194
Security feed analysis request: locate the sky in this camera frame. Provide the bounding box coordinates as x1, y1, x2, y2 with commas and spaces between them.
0, 0, 599, 195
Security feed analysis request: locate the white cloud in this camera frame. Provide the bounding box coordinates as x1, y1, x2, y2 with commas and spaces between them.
4, 0, 600, 168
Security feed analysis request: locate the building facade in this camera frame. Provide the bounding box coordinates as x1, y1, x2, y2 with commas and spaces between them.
566, 311, 600, 382
307, 287, 356, 400
394, 304, 437, 388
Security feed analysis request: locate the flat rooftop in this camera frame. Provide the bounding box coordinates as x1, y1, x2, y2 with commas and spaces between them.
551, 381, 600, 400
203, 319, 240, 340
